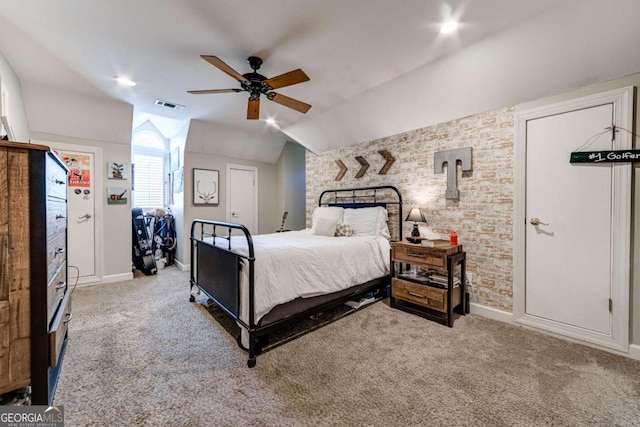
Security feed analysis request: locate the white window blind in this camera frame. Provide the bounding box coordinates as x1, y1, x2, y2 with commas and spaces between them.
133, 152, 164, 208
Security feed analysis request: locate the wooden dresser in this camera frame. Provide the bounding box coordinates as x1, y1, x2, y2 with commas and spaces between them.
0, 141, 71, 404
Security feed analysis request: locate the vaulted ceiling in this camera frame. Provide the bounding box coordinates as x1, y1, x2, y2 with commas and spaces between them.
0, 0, 639, 162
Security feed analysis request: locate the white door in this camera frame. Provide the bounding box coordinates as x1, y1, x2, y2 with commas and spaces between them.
226, 164, 257, 233
49, 143, 103, 285
514, 87, 632, 352
526, 105, 612, 332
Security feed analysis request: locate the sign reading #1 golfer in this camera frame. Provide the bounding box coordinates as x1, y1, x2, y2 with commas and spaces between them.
570, 150, 640, 163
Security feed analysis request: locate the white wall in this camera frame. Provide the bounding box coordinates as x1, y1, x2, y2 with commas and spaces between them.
23, 83, 133, 145
168, 123, 188, 268
276, 141, 306, 231
187, 119, 288, 164
0, 52, 30, 141
176, 149, 279, 268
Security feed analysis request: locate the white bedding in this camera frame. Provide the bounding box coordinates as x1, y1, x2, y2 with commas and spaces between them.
205, 229, 390, 325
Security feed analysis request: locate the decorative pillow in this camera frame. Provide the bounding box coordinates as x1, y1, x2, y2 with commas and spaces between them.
343, 207, 389, 238
334, 222, 353, 237
313, 217, 339, 237
311, 206, 344, 230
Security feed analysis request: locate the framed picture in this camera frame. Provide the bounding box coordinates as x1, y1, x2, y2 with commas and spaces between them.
193, 168, 219, 205
107, 187, 127, 204
170, 147, 179, 172
173, 167, 184, 194
107, 161, 128, 179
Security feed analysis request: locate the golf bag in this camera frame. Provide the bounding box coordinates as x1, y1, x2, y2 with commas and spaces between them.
132, 207, 157, 275
151, 212, 177, 266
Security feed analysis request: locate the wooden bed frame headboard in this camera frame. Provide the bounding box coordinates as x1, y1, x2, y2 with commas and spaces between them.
318, 185, 403, 242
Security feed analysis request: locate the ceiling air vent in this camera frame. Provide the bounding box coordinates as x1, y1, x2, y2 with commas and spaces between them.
155, 99, 185, 111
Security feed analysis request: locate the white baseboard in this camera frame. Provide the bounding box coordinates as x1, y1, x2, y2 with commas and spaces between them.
101, 272, 134, 284
629, 344, 640, 361
469, 302, 514, 323
175, 260, 190, 272
470, 302, 640, 361
72, 272, 134, 288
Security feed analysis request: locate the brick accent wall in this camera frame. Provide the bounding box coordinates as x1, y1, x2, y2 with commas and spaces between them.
306, 106, 515, 311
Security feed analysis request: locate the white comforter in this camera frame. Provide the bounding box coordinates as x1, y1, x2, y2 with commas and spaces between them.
208, 229, 390, 324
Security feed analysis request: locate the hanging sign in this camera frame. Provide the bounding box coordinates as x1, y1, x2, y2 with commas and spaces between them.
570, 150, 640, 163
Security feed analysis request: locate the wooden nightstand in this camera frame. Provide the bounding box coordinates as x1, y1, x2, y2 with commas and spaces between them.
390, 241, 466, 327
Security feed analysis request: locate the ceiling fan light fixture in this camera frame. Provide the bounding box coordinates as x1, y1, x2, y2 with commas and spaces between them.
188, 55, 311, 120
440, 20, 459, 34
113, 75, 136, 87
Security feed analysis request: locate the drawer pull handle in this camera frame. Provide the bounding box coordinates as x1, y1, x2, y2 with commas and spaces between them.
56, 215, 66, 219
63, 313, 73, 323
407, 251, 427, 258
407, 291, 427, 298
56, 281, 66, 289
55, 179, 65, 185
55, 247, 65, 255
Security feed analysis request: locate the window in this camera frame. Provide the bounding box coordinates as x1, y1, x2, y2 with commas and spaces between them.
132, 129, 166, 208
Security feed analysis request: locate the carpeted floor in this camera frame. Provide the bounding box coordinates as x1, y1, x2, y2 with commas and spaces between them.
54, 266, 640, 426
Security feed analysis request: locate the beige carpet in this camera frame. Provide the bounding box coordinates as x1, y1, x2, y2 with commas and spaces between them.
55, 266, 640, 426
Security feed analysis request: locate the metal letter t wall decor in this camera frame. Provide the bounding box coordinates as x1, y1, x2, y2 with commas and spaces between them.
434, 147, 472, 199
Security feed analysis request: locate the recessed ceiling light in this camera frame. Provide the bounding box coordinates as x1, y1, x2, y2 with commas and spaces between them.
440, 20, 459, 34
114, 76, 136, 87
265, 118, 279, 128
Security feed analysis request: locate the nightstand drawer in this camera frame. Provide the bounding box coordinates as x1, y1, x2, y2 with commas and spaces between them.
392, 278, 446, 312
392, 278, 462, 314
392, 244, 460, 269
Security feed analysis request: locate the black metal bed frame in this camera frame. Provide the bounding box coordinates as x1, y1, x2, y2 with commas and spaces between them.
190, 185, 402, 367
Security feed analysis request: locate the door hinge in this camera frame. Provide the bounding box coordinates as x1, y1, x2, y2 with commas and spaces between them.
609, 298, 613, 313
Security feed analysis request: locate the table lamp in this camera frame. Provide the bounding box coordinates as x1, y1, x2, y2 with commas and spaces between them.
405, 207, 426, 242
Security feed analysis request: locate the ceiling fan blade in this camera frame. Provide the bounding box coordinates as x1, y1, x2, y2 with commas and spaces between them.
263, 69, 309, 90
187, 89, 242, 94
269, 93, 311, 114
201, 55, 249, 83
247, 98, 260, 120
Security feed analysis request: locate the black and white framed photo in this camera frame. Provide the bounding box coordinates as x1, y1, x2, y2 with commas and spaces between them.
193, 168, 219, 205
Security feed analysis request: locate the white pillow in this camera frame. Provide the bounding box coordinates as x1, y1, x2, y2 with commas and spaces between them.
311, 206, 344, 229
313, 217, 338, 237
343, 207, 389, 238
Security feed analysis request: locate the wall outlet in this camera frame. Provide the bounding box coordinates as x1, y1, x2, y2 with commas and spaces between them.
466, 272, 473, 290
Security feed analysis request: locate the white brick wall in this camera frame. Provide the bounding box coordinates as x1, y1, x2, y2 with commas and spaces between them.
306, 106, 515, 311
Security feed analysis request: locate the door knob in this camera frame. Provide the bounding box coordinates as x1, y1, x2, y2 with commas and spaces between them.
232, 211, 239, 218
79, 213, 92, 219
530, 217, 549, 226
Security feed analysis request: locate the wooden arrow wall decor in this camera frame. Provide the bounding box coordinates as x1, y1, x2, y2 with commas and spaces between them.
335, 159, 348, 181
334, 150, 394, 180
354, 156, 369, 178
378, 150, 395, 174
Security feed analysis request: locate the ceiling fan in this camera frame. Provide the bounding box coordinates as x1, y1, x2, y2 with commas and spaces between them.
188, 55, 311, 120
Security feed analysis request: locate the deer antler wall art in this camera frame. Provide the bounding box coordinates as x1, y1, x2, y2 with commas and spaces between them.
192, 169, 220, 205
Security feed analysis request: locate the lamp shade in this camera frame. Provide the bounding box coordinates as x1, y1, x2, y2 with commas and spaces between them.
405, 207, 426, 223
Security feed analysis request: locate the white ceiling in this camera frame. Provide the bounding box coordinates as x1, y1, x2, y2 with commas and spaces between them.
0, 0, 630, 156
